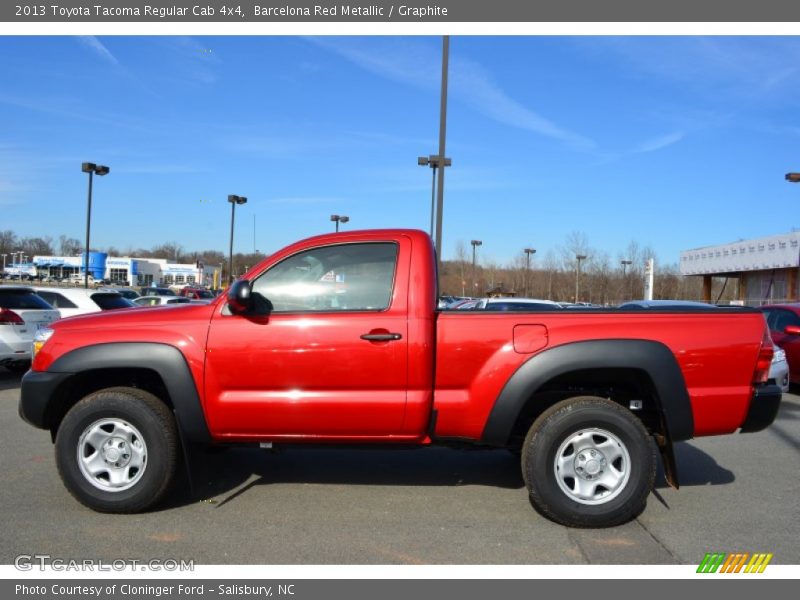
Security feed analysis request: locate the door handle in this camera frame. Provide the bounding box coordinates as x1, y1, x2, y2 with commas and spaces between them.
360, 332, 402, 341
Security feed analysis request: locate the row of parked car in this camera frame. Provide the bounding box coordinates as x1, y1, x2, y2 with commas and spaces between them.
0, 285, 218, 373
438, 296, 603, 310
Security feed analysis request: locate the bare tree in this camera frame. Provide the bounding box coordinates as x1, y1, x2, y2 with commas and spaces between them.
542, 250, 559, 300
454, 240, 470, 296
0, 230, 18, 256
19, 236, 54, 257
150, 242, 184, 263
59, 235, 82, 256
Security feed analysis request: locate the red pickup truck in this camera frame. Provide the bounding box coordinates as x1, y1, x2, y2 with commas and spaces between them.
19, 229, 781, 527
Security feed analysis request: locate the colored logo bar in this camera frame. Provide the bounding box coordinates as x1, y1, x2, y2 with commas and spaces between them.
697, 552, 773, 573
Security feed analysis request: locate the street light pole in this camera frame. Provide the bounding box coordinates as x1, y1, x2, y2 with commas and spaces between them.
418, 155, 451, 239
523, 248, 536, 297
417, 156, 438, 237
227, 194, 248, 285
429, 163, 436, 236
575, 254, 587, 303
471, 239, 482, 296
81, 162, 109, 289
620, 260, 632, 301
434, 36, 450, 270
330, 214, 349, 232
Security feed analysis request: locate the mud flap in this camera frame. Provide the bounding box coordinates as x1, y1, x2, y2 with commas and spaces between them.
654, 433, 680, 489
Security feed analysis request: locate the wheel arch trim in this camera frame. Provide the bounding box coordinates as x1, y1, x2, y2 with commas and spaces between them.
480, 339, 694, 446
39, 342, 210, 444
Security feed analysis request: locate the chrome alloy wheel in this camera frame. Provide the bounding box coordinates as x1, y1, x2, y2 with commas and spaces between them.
76, 419, 147, 492
553, 427, 631, 505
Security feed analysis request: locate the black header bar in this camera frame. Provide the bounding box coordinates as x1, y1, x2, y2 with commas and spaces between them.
3, 0, 800, 23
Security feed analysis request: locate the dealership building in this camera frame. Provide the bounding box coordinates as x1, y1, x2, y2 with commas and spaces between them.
680, 231, 800, 305
28, 252, 220, 288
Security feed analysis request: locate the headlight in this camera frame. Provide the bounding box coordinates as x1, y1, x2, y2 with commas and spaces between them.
33, 327, 54, 357
772, 347, 786, 364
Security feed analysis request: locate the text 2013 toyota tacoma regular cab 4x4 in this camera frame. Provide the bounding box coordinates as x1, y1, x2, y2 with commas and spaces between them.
19, 229, 781, 527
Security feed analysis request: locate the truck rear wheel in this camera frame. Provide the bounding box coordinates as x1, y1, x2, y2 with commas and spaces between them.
55, 387, 178, 513
522, 396, 656, 528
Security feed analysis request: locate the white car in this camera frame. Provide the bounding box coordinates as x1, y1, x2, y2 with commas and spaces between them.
769, 344, 790, 393
68, 274, 95, 286
133, 296, 193, 307
33, 287, 136, 319
0, 287, 60, 373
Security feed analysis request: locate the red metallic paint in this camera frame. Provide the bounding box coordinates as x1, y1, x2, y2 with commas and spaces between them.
433, 311, 765, 438
32, 228, 770, 444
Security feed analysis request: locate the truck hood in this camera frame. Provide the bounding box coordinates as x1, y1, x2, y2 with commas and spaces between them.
50, 303, 217, 331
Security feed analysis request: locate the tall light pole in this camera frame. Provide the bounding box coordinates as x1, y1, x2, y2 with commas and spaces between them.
434, 36, 450, 270
621, 259, 632, 302
471, 239, 482, 296
575, 254, 587, 303
523, 248, 536, 297
81, 162, 110, 289
330, 214, 349, 232
228, 194, 247, 284
418, 155, 451, 238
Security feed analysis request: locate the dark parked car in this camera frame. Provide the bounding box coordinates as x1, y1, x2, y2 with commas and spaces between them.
139, 287, 177, 297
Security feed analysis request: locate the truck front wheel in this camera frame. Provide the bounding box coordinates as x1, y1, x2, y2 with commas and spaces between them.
55, 387, 178, 513
522, 396, 656, 528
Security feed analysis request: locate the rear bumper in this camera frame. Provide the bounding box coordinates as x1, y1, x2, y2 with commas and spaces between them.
740, 384, 782, 433
0, 341, 32, 364
18, 370, 71, 430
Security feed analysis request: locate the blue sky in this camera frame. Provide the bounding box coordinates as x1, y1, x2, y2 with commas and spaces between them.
2, 35, 800, 265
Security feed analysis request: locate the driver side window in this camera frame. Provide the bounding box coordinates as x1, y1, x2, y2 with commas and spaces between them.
251, 243, 398, 313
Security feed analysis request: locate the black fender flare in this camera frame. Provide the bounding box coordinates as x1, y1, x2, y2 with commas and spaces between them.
45, 342, 210, 444
480, 339, 694, 446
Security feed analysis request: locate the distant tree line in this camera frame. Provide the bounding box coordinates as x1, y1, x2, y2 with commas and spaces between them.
441, 231, 732, 305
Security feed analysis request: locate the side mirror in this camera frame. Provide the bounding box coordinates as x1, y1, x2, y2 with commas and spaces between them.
784, 325, 800, 336
227, 280, 252, 315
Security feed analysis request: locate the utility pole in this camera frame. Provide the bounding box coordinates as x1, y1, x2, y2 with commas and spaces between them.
434, 35, 450, 270
471, 239, 482, 296
621, 259, 632, 302
523, 248, 536, 297
575, 254, 587, 303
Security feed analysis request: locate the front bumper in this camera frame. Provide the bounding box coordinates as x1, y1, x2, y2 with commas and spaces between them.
18, 370, 72, 430
740, 383, 782, 433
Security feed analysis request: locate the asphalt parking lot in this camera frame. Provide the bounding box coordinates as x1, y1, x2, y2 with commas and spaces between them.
1, 369, 798, 565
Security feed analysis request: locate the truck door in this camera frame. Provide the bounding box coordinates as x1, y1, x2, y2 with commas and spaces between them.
204, 240, 409, 438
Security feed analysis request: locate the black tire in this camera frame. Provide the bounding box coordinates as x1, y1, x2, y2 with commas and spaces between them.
522, 396, 656, 528
55, 387, 178, 513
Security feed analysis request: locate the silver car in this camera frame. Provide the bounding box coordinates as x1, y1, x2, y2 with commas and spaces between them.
769, 344, 790, 392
